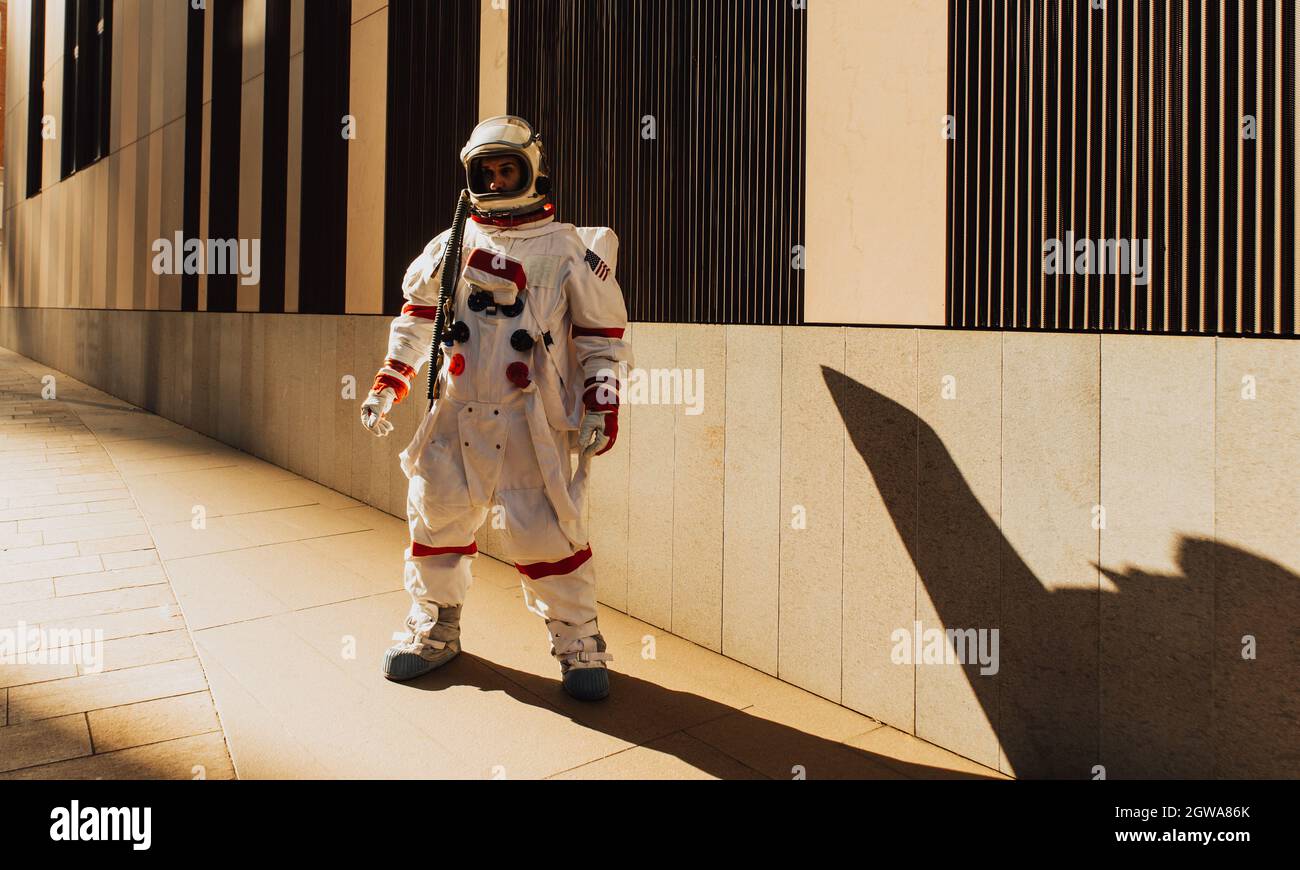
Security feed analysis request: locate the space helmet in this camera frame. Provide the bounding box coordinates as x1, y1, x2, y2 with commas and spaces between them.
459, 115, 552, 218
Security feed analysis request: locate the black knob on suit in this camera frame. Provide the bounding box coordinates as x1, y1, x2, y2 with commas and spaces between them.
511, 330, 535, 352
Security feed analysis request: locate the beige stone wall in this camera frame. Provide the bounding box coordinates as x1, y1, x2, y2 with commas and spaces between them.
345, 0, 387, 314
2, 307, 1297, 779
479, 0, 508, 120
2, 0, 387, 314
806, 0, 949, 326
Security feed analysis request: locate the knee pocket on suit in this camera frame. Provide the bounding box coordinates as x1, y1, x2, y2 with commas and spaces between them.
408, 473, 475, 539
495, 487, 576, 563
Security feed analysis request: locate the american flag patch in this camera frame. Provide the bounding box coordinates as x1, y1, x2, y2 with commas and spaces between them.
583, 249, 610, 281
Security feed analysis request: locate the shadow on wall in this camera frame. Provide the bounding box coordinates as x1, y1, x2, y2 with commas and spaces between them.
823, 367, 1300, 780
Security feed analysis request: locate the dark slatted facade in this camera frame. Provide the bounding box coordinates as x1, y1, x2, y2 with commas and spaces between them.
507, 0, 807, 325
259, 0, 292, 313
207, 0, 243, 313
181, 1, 205, 311
26, 0, 46, 199
59, 0, 112, 179
948, 0, 1300, 337
298, 0, 352, 314
382, 0, 481, 316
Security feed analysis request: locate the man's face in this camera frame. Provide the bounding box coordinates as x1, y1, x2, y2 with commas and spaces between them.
480, 155, 525, 193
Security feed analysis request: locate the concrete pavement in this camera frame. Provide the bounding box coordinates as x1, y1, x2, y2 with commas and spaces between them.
0, 345, 1003, 780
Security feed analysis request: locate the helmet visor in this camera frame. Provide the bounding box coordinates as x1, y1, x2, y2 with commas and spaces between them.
466, 151, 532, 197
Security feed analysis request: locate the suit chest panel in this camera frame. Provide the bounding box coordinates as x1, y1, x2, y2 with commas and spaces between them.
446, 235, 569, 403
455, 234, 568, 331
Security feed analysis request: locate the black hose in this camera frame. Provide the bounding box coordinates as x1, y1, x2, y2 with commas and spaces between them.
427, 190, 472, 409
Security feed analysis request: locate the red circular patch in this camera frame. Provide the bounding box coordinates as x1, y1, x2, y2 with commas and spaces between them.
506, 361, 530, 389
449, 353, 466, 376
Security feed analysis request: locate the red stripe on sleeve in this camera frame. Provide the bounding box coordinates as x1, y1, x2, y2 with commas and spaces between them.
374, 374, 410, 403
571, 326, 626, 339
402, 303, 440, 320
386, 359, 417, 379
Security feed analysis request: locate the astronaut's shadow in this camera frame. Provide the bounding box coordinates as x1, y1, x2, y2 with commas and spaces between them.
402, 653, 996, 779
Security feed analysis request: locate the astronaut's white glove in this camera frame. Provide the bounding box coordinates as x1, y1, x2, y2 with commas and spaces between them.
578, 411, 612, 457
360, 387, 396, 437
577, 374, 620, 457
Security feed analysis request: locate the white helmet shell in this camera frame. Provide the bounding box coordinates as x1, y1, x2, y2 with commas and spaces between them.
459, 115, 551, 218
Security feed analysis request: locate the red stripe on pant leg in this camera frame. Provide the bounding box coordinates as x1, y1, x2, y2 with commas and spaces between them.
515, 545, 593, 579
411, 541, 478, 557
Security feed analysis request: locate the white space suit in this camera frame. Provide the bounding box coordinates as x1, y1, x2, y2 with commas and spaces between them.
362, 116, 632, 701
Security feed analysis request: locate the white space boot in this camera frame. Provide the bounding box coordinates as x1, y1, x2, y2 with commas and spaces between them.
382, 604, 463, 681
547, 618, 613, 701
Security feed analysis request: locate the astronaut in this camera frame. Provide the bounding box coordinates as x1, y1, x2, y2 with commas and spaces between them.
359, 116, 632, 702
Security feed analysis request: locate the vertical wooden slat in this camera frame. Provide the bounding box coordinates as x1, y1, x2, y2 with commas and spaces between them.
1186, 0, 1203, 332
1151, 0, 1168, 330
1029, 0, 1045, 329
298, 0, 350, 314
1001, 0, 1018, 329
950, 2, 961, 325
1242, 0, 1259, 333
1043, 0, 1060, 330
976, 0, 990, 328
1136, 0, 1153, 331
1166, 0, 1184, 332
1014, 0, 1031, 328
259, 0, 290, 313
1119, 0, 1134, 330
206, 0, 242, 313
1283, 0, 1298, 335
1086, 0, 1104, 330
61, 0, 76, 178
964, 0, 980, 327
991, 0, 1008, 329
1204, 0, 1221, 333
1102, 0, 1119, 330
1260, 0, 1279, 332
181, 0, 204, 312
1222, 0, 1240, 333
1069, 1, 1087, 330
98, 0, 112, 162
27, 0, 47, 198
